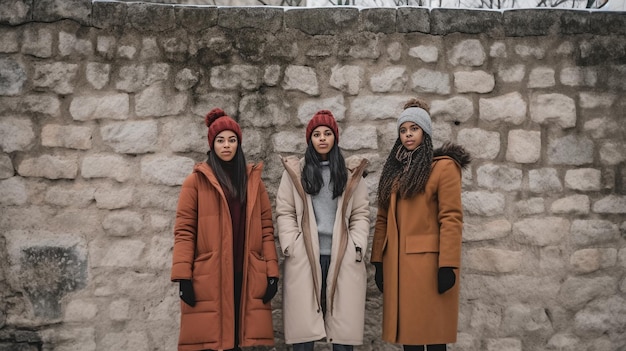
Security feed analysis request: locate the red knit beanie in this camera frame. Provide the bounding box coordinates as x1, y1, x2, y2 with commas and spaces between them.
205, 108, 242, 149
306, 110, 339, 144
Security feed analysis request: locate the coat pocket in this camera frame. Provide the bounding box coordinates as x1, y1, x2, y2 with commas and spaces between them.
405, 234, 439, 254
192, 251, 217, 302
248, 251, 267, 299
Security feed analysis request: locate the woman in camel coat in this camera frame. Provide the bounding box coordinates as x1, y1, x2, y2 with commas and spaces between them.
171, 108, 279, 351
370, 98, 470, 351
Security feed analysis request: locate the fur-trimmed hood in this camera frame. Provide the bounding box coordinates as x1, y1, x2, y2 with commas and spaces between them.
433, 142, 471, 169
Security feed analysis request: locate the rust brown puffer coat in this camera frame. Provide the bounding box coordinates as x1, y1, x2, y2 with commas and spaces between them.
370, 144, 470, 345
171, 162, 279, 351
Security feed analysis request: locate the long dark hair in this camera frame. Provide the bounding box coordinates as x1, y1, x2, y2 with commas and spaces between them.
207, 148, 247, 200
301, 141, 347, 199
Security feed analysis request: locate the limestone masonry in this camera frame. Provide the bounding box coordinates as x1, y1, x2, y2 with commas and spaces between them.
0, 0, 625, 350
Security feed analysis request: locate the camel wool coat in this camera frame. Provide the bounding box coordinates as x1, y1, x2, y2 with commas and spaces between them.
171, 162, 279, 351
276, 155, 370, 345
370, 145, 469, 345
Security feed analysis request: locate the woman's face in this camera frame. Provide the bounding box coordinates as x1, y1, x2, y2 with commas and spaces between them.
399, 121, 423, 151
311, 126, 335, 161
213, 130, 238, 162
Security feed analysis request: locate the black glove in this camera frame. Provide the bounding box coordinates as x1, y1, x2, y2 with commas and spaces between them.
373, 262, 383, 293
179, 279, 196, 307
437, 267, 456, 294
262, 277, 279, 304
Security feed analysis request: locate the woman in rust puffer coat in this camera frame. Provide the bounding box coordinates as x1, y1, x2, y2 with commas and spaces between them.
171, 108, 280, 351
370, 98, 470, 351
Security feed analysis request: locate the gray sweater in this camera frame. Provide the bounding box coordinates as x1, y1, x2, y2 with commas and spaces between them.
311, 161, 338, 256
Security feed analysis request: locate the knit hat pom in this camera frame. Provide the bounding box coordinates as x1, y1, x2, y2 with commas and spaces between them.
205, 108, 227, 128
316, 109, 333, 117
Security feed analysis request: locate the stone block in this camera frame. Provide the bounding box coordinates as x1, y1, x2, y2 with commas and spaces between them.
465, 248, 523, 273
360, 8, 396, 34
551, 195, 590, 215
330, 64, 364, 95
368, 66, 409, 93
513, 217, 569, 246
411, 68, 450, 94
43, 184, 95, 207
239, 92, 291, 127
33, 0, 91, 25
81, 154, 131, 183
0, 0, 31, 25
41, 124, 92, 150
102, 211, 144, 237
571, 219, 619, 246
0, 154, 13, 179
94, 185, 134, 210
478, 92, 528, 125
0, 177, 27, 206
457, 128, 500, 160
547, 134, 594, 166
140, 155, 195, 186
463, 218, 511, 242
431, 96, 473, 123
175, 6, 217, 33
506, 130, 540, 163
339, 125, 378, 151
462, 191, 505, 216
397, 7, 429, 33
218, 7, 283, 33
18, 155, 78, 180
477, 164, 523, 191
282, 65, 319, 96
285, 8, 358, 35
529, 168, 562, 193
32, 62, 78, 95
528, 67, 556, 88
100, 120, 159, 154
454, 70, 494, 93
408, 45, 439, 63
448, 39, 486, 67
432, 9, 503, 36
0, 117, 34, 153
128, 2, 176, 32
564, 168, 601, 191
593, 195, 626, 214
0, 57, 26, 96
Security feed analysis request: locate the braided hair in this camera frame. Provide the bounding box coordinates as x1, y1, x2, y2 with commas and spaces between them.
377, 98, 434, 210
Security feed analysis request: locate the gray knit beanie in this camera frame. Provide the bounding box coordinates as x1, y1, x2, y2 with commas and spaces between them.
397, 107, 432, 138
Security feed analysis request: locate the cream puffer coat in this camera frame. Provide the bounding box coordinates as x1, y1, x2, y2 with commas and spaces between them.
275, 155, 370, 345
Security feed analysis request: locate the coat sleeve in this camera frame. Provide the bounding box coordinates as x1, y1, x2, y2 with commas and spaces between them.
370, 206, 388, 264
171, 172, 199, 281
436, 160, 463, 268
259, 180, 280, 278
275, 170, 300, 257
348, 179, 370, 255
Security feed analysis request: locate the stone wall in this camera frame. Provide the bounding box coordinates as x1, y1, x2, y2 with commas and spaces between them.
1, 1, 625, 350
